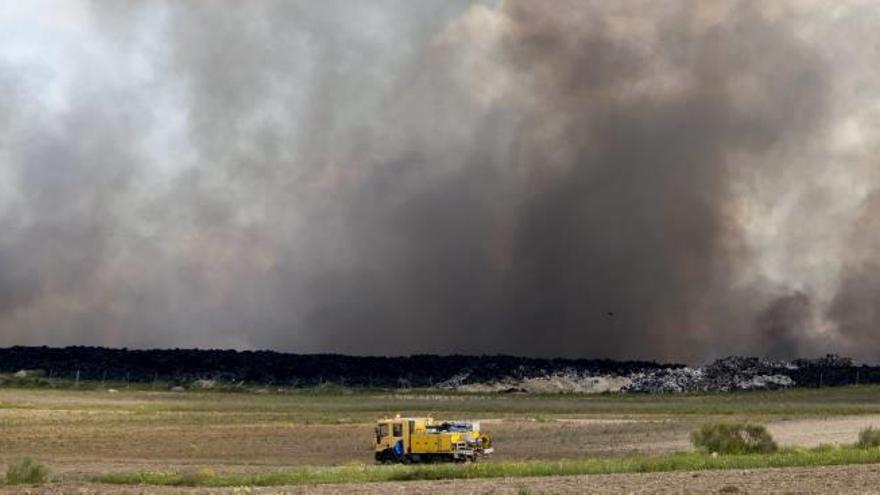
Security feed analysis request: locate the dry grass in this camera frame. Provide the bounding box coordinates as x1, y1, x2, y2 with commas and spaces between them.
4, 457, 49, 485
856, 426, 880, 448
691, 423, 778, 454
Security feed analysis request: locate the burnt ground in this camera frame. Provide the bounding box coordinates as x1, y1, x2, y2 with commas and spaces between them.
1, 346, 877, 394
0, 346, 665, 388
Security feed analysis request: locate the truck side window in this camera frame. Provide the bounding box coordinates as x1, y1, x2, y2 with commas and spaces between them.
393, 423, 402, 437
378, 424, 389, 437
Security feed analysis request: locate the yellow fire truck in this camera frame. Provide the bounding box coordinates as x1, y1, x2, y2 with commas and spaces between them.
374, 415, 493, 463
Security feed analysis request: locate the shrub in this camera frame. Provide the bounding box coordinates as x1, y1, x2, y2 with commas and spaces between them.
690, 423, 777, 455
858, 427, 880, 448
5, 457, 50, 485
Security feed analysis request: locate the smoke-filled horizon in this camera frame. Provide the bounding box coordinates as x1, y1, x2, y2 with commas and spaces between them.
1, 1, 879, 363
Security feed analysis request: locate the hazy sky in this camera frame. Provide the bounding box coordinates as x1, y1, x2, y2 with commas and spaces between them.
1, 1, 879, 363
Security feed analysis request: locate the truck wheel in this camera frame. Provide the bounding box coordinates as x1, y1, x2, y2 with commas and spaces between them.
375, 449, 395, 464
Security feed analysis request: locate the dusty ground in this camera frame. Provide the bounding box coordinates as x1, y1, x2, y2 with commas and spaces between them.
0, 389, 693, 473
4, 464, 880, 494
4, 386, 880, 493
768, 415, 880, 448
642, 414, 880, 453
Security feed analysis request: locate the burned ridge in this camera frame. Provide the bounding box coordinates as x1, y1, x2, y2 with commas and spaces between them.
0, 346, 877, 393
0, 346, 660, 388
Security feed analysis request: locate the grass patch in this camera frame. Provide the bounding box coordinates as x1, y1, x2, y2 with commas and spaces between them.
691, 422, 777, 454
5, 457, 50, 485
857, 426, 880, 448
94, 446, 880, 488
8, 385, 880, 421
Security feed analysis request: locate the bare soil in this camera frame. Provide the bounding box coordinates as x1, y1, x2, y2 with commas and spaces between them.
0, 402, 687, 473
4, 464, 880, 494
642, 414, 880, 453
768, 415, 880, 447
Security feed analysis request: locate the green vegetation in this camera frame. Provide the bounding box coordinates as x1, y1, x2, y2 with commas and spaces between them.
691, 422, 777, 454
857, 426, 880, 448
94, 446, 880, 488
5, 457, 50, 485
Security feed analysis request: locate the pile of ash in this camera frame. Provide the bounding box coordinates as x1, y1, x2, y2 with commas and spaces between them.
623, 357, 795, 393
440, 355, 870, 394
619, 355, 868, 393
437, 368, 634, 393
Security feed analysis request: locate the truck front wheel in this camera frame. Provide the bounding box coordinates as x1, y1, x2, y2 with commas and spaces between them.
375, 449, 396, 464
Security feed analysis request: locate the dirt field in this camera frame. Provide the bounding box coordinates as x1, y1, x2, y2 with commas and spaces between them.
0, 388, 693, 473
4, 464, 880, 494
3, 386, 880, 493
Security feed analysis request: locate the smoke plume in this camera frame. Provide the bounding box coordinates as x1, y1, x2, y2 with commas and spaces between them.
0, 1, 879, 362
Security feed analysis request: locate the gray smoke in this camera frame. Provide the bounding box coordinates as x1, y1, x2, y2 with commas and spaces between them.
1, 1, 879, 362
828, 191, 880, 357
756, 291, 812, 360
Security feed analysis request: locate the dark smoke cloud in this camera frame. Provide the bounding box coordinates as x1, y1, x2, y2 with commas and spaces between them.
756, 291, 812, 360
828, 191, 880, 360
0, 1, 878, 362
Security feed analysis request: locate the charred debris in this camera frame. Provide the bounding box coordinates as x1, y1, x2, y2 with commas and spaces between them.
0, 346, 875, 393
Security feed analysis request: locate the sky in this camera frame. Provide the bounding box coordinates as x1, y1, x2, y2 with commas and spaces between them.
0, 0, 879, 363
